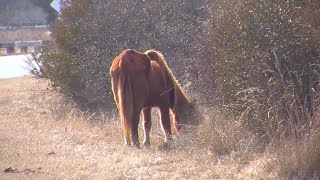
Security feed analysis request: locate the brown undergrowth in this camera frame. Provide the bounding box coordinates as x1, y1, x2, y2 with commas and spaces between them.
1, 76, 315, 179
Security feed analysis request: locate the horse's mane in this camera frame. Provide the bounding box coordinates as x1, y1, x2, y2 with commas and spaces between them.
145, 50, 190, 106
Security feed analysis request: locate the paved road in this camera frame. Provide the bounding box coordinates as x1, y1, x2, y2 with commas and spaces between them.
0, 55, 32, 79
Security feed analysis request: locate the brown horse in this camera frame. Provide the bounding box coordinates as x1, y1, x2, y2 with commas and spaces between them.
110, 49, 198, 147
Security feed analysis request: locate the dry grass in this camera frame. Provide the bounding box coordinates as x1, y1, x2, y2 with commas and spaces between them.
0, 76, 308, 179
0, 26, 51, 43
271, 130, 320, 179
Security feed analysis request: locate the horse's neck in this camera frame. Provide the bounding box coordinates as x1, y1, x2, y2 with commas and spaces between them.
174, 85, 190, 105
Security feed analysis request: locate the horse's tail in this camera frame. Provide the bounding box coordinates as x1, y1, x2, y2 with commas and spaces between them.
118, 64, 133, 144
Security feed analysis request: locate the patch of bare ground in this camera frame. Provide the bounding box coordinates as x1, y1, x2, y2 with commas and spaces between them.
0, 76, 279, 179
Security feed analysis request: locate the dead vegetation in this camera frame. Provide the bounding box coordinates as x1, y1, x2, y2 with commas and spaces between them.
1, 77, 319, 179
0, 77, 271, 179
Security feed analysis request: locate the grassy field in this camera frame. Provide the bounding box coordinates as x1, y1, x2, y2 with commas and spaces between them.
0, 76, 307, 179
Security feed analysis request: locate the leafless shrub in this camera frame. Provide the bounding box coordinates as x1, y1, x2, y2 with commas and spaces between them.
38, 0, 201, 109
204, 0, 320, 139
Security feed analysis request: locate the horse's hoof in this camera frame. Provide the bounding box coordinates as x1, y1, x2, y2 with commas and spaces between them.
143, 141, 150, 148
132, 143, 141, 149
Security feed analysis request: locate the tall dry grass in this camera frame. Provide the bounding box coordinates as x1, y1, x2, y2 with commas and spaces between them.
2, 77, 319, 179
268, 113, 320, 179
0, 76, 281, 179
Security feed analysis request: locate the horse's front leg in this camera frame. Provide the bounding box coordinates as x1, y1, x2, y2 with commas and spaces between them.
159, 107, 172, 143
142, 107, 152, 147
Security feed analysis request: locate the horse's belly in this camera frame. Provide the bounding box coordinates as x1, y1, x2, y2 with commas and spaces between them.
143, 92, 170, 108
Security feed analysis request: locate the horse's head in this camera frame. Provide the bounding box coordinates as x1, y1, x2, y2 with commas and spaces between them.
172, 99, 203, 130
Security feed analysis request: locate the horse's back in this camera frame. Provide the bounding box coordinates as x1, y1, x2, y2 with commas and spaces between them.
110, 49, 172, 108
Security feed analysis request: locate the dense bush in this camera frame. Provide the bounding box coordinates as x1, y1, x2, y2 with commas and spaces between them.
38, 0, 320, 142
39, 0, 201, 108
205, 0, 320, 138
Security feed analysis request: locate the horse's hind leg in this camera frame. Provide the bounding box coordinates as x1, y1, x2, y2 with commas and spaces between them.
159, 107, 172, 143
131, 110, 142, 148
121, 119, 131, 147
142, 107, 152, 147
